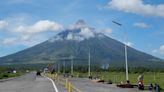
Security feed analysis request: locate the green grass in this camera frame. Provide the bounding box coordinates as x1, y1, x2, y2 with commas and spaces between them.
0, 72, 23, 79
73, 72, 164, 90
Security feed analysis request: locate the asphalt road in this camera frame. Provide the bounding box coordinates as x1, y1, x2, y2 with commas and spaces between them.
0, 72, 151, 92
69, 78, 151, 92
0, 72, 64, 92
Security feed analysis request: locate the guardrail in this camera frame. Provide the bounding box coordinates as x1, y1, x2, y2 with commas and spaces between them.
45, 73, 82, 92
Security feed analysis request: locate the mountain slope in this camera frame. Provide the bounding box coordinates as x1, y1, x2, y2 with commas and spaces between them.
0, 24, 163, 68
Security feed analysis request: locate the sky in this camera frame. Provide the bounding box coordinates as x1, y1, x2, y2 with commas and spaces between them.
0, 0, 164, 59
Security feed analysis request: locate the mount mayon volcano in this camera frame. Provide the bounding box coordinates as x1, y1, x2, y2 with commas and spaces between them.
0, 20, 163, 68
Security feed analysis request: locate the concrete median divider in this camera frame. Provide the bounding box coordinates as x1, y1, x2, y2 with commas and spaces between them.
68, 82, 72, 92
45, 73, 82, 92
65, 78, 69, 89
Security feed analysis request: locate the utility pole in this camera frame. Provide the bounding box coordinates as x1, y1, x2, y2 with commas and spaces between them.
125, 44, 129, 80
71, 55, 74, 75
112, 21, 129, 81
154, 72, 156, 82
58, 62, 60, 74
88, 50, 91, 77
63, 61, 65, 74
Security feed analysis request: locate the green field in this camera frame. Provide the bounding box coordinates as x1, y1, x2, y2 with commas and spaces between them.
74, 72, 164, 90
0, 72, 23, 79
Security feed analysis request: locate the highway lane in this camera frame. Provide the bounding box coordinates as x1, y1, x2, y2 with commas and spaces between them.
0, 72, 150, 92
0, 72, 59, 92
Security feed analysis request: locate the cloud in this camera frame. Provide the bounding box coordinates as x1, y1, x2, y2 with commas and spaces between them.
50, 20, 100, 42
66, 27, 95, 41
152, 45, 164, 55
1, 18, 112, 46
79, 27, 95, 39
1, 34, 47, 46
152, 49, 158, 53
0, 20, 8, 29
67, 20, 95, 40
0, 17, 63, 47
159, 45, 164, 54
100, 28, 112, 36
65, 33, 84, 41
1, 37, 17, 45
69, 19, 88, 29
108, 0, 164, 17
124, 42, 134, 47
13, 20, 63, 34
70, 20, 113, 39
133, 22, 149, 28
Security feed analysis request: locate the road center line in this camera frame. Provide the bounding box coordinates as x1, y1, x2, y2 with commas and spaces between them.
43, 75, 59, 92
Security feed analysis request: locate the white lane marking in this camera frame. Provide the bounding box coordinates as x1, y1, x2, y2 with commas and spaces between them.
43, 75, 59, 92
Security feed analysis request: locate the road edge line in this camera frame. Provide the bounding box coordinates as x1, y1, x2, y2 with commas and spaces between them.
43, 75, 59, 92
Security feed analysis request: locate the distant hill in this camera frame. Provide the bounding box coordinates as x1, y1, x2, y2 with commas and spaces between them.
0, 22, 163, 69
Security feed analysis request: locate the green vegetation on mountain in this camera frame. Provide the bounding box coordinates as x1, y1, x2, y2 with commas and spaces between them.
0, 29, 163, 69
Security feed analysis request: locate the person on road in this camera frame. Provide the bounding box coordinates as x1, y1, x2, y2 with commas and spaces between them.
148, 83, 154, 91
154, 84, 161, 92
137, 74, 144, 90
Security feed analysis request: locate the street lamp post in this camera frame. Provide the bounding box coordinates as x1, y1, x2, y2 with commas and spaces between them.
112, 21, 129, 81
88, 50, 91, 77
